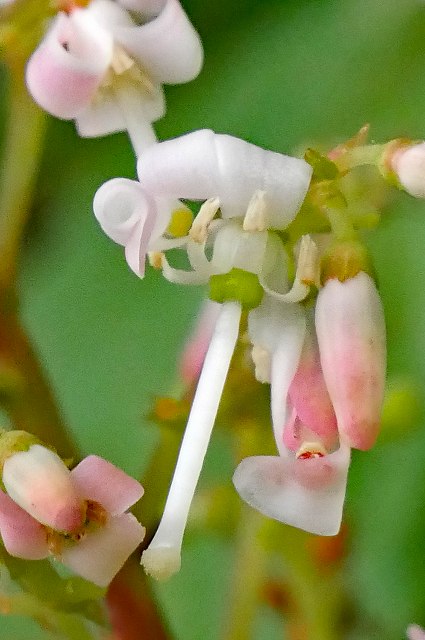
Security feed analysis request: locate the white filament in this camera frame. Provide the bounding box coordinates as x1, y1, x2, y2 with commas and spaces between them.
141, 301, 242, 580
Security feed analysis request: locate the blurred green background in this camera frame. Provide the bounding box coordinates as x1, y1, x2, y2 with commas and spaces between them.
3, 0, 425, 637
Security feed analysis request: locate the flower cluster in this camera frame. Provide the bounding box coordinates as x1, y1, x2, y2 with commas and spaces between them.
0, 433, 144, 586
16, 0, 425, 588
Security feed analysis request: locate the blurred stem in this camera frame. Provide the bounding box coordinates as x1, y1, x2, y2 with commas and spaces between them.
135, 425, 182, 541
0, 60, 78, 458
0, 60, 46, 289
221, 507, 266, 640
107, 556, 173, 640
0, 304, 78, 459
275, 526, 342, 640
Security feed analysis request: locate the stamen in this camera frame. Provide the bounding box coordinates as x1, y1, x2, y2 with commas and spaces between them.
243, 190, 267, 232
297, 235, 320, 287
148, 251, 164, 269
296, 442, 327, 459
189, 198, 220, 244
141, 301, 242, 580
251, 344, 271, 383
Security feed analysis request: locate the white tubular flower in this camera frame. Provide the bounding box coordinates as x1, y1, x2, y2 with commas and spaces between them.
137, 129, 312, 229
141, 301, 242, 580
26, 0, 203, 153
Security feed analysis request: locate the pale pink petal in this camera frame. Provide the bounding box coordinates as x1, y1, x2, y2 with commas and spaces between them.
282, 407, 338, 453
315, 273, 386, 450
0, 490, 49, 560
407, 624, 425, 640
113, 0, 203, 84
137, 130, 312, 228
71, 456, 144, 515
61, 513, 145, 587
26, 11, 113, 119
3, 445, 84, 534
288, 330, 338, 446
233, 445, 350, 536
249, 297, 306, 453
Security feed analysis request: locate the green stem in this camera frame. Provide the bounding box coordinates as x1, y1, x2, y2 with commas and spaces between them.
325, 206, 356, 242
221, 507, 266, 640
0, 63, 46, 289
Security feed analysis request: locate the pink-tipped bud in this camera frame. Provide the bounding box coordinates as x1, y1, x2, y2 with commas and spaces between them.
391, 142, 425, 199
315, 272, 386, 450
2, 444, 85, 533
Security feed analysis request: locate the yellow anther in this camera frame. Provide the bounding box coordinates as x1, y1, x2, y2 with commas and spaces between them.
167, 207, 194, 238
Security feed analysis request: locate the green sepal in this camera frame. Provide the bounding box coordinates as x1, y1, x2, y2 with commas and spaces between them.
209, 268, 264, 310
320, 239, 375, 284
0, 429, 41, 476
304, 148, 340, 180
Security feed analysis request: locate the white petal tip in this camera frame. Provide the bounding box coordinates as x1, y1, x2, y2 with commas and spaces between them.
141, 546, 181, 581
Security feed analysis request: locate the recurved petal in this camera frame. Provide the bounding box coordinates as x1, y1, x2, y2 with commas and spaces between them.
71, 456, 144, 516
233, 445, 350, 536
114, 0, 203, 84
61, 513, 145, 587
93, 178, 155, 246
26, 11, 113, 119
0, 490, 49, 560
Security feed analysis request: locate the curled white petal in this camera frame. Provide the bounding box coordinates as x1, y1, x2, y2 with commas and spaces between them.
233, 445, 350, 536
113, 0, 203, 84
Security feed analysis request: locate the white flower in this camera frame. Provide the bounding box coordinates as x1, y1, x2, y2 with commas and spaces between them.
26, 0, 203, 153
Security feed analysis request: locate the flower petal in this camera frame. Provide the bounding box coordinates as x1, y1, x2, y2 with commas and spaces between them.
93, 178, 155, 244
61, 513, 145, 587
0, 490, 49, 560
71, 456, 144, 515
137, 130, 312, 228
233, 446, 350, 536
26, 11, 113, 119
249, 297, 306, 453
113, 0, 203, 84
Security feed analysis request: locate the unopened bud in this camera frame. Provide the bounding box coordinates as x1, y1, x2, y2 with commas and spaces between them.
2, 444, 85, 533
315, 272, 386, 450
390, 142, 425, 198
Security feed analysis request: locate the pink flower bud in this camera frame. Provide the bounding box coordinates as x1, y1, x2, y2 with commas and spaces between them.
391, 142, 425, 198
2, 444, 85, 533
407, 625, 425, 640
315, 272, 386, 450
